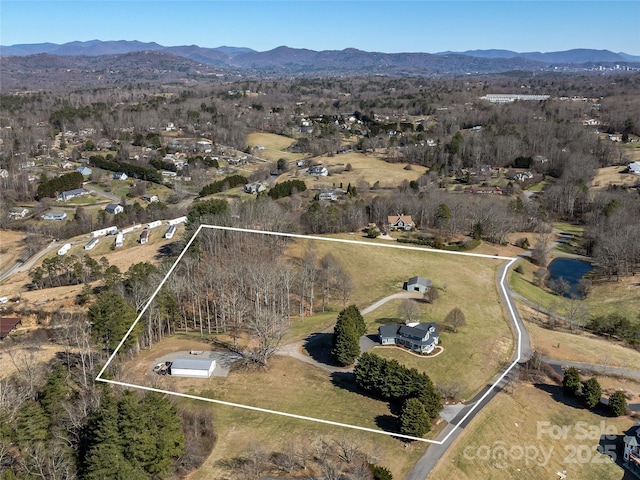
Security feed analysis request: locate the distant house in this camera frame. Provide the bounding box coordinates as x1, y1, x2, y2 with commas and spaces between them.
57, 188, 87, 201
627, 162, 640, 175
511, 171, 534, 182
244, 183, 266, 194
142, 194, 159, 203
378, 322, 439, 354
318, 190, 339, 201
112, 172, 128, 181
623, 423, 640, 474
307, 166, 328, 176
469, 165, 493, 177
9, 207, 29, 219
405, 276, 432, 293
388, 215, 415, 231
0, 317, 22, 340
19, 160, 35, 170
105, 203, 124, 215
42, 211, 67, 221
76, 166, 92, 176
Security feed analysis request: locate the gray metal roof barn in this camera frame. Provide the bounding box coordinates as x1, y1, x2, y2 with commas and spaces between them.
169, 358, 216, 378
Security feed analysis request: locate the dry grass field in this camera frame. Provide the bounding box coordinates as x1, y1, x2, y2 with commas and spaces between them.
246, 132, 306, 163
520, 304, 640, 370
428, 382, 633, 480
125, 335, 431, 479
0, 230, 27, 271
274, 151, 425, 190
591, 165, 640, 190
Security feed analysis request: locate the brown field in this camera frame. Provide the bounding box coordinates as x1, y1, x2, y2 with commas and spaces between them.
428, 382, 633, 480
273, 151, 425, 190
0, 342, 68, 379
0, 230, 28, 271
519, 303, 640, 371
591, 165, 640, 190
124, 335, 431, 479
246, 132, 306, 163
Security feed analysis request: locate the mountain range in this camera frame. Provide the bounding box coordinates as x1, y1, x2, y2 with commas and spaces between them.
1, 41, 639, 88
3, 40, 640, 64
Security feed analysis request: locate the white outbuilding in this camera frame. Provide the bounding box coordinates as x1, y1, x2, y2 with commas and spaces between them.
169, 358, 216, 378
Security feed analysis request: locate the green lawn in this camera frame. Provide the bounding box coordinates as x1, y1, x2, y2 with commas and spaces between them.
285, 236, 514, 398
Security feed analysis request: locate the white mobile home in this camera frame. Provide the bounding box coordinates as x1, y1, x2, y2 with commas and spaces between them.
57, 243, 72, 256
167, 216, 187, 226
84, 238, 100, 250
164, 225, 177, 239
114, 233, 124, 248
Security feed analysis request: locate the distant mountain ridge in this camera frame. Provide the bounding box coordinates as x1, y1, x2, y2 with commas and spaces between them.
2, 40, 639, 64
436, 48, 640, 63
2, 41, 639, 87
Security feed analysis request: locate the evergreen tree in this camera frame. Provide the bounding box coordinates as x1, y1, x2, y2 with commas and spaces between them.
332, 315, 360, 366
14, 400, 49, 445
332, 305, 366, 366
88, 290, 137, 352
39, 364, 69, 424
140, 391, 184, 476
562, 367, 581, 395
582, 377, 602, 409
415, 375, 443, 421
83, 389, 145, 480
608, 391, 627, 417
399, 398, 431, 437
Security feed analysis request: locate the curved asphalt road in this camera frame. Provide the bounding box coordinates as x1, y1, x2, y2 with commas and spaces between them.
408, 255, 640, 480
405, 257, 529, 480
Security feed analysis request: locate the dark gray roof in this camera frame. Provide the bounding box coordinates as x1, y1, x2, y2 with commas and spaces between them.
170, 357, 215, 371
379, 323, 438, 347
105, 203, 121, 213
62, 188, 85, 196
379, 325, 399, 338
407, 276, 432, 287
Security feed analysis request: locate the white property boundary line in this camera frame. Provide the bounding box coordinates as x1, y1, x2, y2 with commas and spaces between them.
96, 225, 522, 444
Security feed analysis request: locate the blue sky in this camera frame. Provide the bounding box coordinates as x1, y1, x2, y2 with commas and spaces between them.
1, 1, 639, 54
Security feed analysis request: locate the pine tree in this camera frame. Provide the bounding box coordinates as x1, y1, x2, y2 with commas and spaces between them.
582, 377, 602, 409
332, 305, 365, 366
399, 398, 430, 437
562, 367, 581, 395
14, 400, 50, 445
84, 389, 145, 480
39, 364, 68, 423
140, 391, 184, 476
88, 291, 137, 352
608, 391, 627, 417
332, 316, 360, 366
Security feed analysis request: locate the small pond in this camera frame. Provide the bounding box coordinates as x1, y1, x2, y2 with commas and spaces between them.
547, 257, 593, 298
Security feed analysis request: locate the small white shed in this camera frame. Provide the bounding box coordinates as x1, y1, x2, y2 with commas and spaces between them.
169, 358, 216, 378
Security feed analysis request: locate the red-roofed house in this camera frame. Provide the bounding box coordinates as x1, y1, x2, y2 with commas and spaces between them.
0, 317, 22, 340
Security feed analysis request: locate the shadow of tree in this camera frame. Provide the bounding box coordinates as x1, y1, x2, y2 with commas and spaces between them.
533, 382, 585, 410
375, 414, 399, 434
371, 317, 400, 327
303, 332, 341, 367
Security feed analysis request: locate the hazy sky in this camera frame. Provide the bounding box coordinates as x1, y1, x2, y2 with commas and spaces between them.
2, 1, 639, 54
